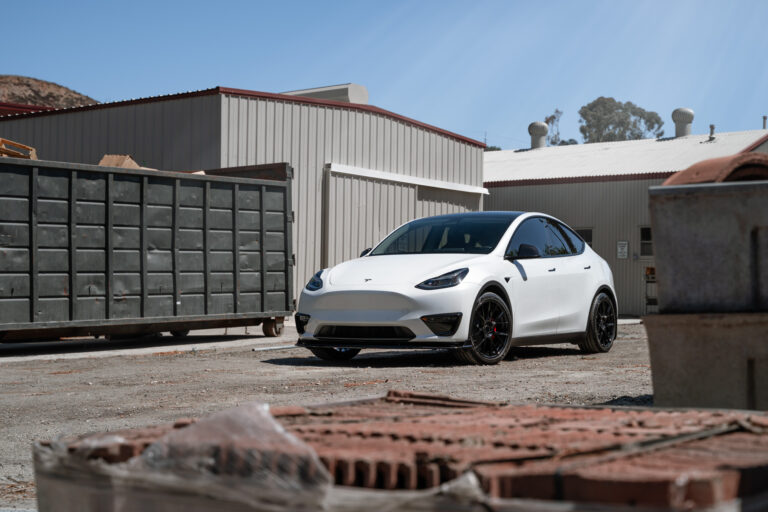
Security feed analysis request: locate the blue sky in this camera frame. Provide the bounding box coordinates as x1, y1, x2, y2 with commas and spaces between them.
9, 0, 768, 148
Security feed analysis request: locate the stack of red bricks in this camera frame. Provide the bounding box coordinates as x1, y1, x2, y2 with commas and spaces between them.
47, 391, 768, 509
276, 391, 768, 508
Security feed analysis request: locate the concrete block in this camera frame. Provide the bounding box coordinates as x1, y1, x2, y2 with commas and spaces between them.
644, 313, 768, 409
648, 181, 768, 313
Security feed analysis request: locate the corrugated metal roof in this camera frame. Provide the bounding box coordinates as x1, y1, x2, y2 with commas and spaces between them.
484, 130, 768, 184
0, 86, 485, 148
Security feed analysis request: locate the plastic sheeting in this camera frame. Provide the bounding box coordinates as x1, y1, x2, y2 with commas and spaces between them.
35, 403, 331, 512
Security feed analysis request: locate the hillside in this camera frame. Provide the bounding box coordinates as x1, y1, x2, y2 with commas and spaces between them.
0, 75, 97, 108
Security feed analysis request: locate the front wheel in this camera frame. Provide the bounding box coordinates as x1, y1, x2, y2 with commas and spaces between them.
455, 292, 513, 365
309, 347, 361, 362
579, 292, 617, 353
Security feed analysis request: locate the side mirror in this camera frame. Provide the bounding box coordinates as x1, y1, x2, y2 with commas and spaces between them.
360, 248, 372, 257
507, 243, 541, 260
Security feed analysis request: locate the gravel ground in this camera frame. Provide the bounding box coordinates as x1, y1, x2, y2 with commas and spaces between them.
0, 322, 651, 509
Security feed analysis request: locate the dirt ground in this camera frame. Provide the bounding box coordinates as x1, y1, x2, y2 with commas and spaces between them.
0, 322, 650, 509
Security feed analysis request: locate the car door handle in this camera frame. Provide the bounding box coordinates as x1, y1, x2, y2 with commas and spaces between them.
584, 265, 591, 270
548, 268, 556, 272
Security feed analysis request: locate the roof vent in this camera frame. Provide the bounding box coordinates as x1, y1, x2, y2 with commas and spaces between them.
282, 83, 369, 104
672, 108, 694, 137
528, 122, 548, 149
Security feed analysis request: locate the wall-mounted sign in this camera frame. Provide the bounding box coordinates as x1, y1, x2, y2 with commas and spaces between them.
617, 241, 629, 259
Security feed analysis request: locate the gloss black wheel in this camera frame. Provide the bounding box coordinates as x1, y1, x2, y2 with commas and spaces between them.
456, 292, 512, 365
309, 347, 361, 362
579, 292, 616, 353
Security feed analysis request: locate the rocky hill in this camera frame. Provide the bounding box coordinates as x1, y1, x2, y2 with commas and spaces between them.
0, 75, 97, 108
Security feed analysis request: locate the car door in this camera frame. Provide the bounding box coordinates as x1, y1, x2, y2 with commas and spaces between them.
552, 221, 599, 334
502, 217, 561, 338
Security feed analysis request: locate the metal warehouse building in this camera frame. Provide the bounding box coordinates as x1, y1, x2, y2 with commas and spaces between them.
484, 110, 768, 316
0, 85, 487, 295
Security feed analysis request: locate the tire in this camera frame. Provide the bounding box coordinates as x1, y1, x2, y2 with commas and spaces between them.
170, 330, 189, 338
309, 347, 361, 362
262, 319, 284, 337
455, 292, 513, 365
579, 292, 617, 354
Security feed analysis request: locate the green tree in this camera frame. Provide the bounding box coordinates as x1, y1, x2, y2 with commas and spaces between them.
484, 145, 501, 152
545, 109, 578, 146
544, 109, 563, 146
578, 97, 664, 143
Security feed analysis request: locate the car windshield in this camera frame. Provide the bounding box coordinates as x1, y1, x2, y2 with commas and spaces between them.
370, 216, 514, 256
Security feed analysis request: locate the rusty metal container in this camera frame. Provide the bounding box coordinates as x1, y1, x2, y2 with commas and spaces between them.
647, 155, 768, 409
0, 157, 293, 340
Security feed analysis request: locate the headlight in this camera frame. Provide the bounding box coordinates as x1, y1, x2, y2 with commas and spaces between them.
416, 268, 469, 290
305, 270, 324, 291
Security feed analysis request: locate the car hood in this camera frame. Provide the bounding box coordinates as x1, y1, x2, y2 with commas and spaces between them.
327, 253, 484, 287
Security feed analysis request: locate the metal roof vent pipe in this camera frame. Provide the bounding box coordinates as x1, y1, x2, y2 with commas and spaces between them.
528, 121, 548, 149
672, 108, 694, 137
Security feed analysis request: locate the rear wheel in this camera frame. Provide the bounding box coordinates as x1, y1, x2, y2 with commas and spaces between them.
455, 292, 512, 365
579, 292, 616, 353
309, 347, 361, 362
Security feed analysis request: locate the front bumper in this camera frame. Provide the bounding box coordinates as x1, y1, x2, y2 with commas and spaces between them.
297, 283, 477, 345
297, 339, 470, 350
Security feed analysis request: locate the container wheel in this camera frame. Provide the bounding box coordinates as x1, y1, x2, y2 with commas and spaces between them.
262, 318, 284, 337
170, 330, 190, 338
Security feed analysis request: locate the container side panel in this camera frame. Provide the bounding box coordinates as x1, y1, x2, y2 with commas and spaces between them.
0, 160, 292, 335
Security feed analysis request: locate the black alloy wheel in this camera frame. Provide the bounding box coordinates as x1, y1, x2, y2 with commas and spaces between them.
309, 347, 361, 362
455, 292, 512, 365
579, 292, 616, 353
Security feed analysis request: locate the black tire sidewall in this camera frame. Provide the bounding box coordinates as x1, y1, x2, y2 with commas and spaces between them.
584, 292, 615, 353
468, 291, 513, 365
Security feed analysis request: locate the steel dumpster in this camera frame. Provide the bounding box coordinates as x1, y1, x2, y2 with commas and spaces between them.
0, 157, 293, 340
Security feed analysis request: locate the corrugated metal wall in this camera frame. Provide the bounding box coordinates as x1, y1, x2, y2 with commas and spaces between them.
485, 178, 665, 316
0, 96, 221, 171
219, 94, 484, 294
0, 93, 484, 298
322, 173, 480, 267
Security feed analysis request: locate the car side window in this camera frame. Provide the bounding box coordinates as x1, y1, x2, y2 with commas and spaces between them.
542, 220, 570, 256
555, 222, 585, 254
506, 218, 548, 258
507, 218, 575, 258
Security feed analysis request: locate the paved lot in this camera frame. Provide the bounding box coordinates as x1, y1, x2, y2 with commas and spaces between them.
0, 321, 650, 509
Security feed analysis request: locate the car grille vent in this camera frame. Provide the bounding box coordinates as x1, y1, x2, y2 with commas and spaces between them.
315, 325, 415, 341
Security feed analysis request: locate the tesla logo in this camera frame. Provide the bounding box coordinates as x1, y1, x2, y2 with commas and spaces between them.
364, 278, 372, 282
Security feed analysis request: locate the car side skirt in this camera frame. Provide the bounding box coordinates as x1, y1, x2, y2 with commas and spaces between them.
510, 331, 586, 346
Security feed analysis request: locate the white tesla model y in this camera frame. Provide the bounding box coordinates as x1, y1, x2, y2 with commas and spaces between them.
296, 212, 617, 365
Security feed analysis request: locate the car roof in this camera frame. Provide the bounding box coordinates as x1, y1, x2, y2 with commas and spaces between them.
416, 211, 527, 222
